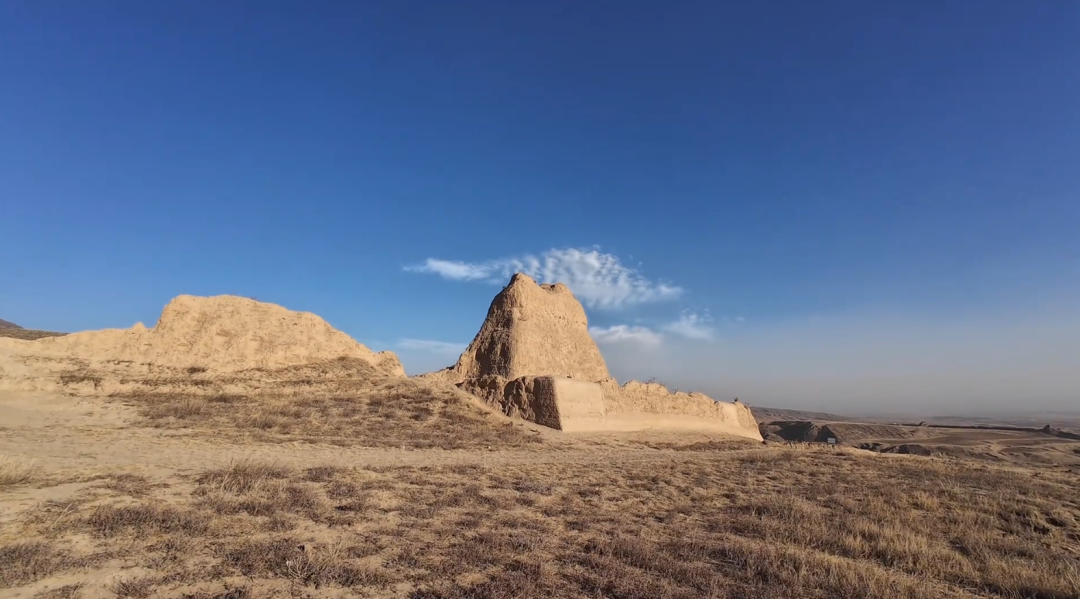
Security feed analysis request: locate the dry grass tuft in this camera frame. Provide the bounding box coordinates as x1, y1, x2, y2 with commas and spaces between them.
57, 372, 103, 387
32, 583, 83, 599
94, 473, 155, 497
0, 454, 39, 488
0, 541, 69, 588
195, 460, 292, 494
174, 586, 249, 599
110, 576, 158, 599
219, 538, 391, 588
82, 503, 210, 538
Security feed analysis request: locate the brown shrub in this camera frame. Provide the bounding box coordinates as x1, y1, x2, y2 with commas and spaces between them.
83, 504, 209, 538
110, 576, 158, 598
32, 583, 83, 599
0, 541, 69, 587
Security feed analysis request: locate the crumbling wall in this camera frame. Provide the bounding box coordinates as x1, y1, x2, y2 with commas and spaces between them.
598, 379, 762, 440
0, 295, 404, 393
461, 375, 606, 432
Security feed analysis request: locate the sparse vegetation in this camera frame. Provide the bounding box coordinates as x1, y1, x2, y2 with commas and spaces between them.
3, 450, 1078, 598
93, 473, 155, 496
0, 454, 40, 489
0, 541, 68, 587
58, 372, 103, 387
119, 378, 542, 449
110, 575, 158, 598
32, 583, 83, 599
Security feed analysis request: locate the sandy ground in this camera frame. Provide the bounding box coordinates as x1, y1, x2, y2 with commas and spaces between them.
4, 391, 1080, 599
0, 391, 748, 487
0, 391, 655, 599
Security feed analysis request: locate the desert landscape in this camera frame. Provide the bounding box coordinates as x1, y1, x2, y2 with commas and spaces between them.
1, 276, 1079, 599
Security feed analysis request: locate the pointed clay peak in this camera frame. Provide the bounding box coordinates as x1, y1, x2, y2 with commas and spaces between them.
507, 272, 537, 286
442, 274, 610, 382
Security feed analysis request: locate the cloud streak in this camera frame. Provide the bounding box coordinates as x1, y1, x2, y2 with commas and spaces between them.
406, 248, 682, 309
663, 311, 715, 341
589, 325, 665, 347
397, 338, 466, 356
590, 311, 715, 347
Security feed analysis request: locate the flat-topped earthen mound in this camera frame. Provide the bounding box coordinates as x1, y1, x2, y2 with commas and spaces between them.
0, 294, 403, 392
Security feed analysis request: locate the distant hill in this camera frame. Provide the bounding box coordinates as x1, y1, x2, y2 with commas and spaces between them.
751, 406, 854, 423
0, 326, 66, 340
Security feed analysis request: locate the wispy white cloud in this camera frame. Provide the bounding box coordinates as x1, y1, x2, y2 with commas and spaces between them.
397, 338, 466, 356
404, 260, 490, 281
589, 325, 664, 347
405, 247, 682, 309
663, 311, 715, 341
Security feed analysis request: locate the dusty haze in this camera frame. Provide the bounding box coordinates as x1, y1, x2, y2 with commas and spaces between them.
589, 301, 1080, 416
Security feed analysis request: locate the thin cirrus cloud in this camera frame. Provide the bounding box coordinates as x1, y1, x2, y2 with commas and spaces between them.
405, 247, 682, 309
588, 325, 665, 347
591, 311, 715, 347
663, 311, 715, 341
397, 338, 466, 356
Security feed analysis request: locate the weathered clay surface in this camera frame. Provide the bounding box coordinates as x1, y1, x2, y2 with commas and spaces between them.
463, 375, 607, 433
0, 295, 403, 393
429, 273, 610, 383
431, 274, 762, 441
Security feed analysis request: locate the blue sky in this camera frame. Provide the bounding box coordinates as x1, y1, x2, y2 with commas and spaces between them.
2, 2, 1078, 413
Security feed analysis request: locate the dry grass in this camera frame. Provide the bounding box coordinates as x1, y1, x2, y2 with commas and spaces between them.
110, 576, 159, 598
0, 541, 69, 587
93, 473, 156, 496
4, 448, 1078, 598
32, 583, 83, 599
58, 372, 103, 387
118, 372, 542, 449
0, 454, 39, 488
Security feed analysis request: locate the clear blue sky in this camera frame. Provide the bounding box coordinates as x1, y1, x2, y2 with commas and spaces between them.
2, 2, 1078, 412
